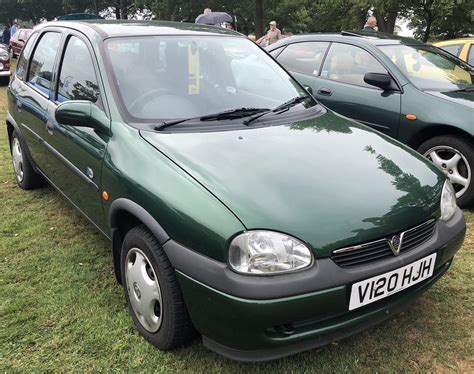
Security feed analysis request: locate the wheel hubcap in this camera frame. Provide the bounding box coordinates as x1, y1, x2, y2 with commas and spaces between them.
12, 137, 24, 182
424, 145, 471, 199
125, 248, 163, 333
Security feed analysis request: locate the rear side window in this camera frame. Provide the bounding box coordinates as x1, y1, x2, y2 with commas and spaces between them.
440, 44, 463, 57
468, 44, 474, 66
16, 32, 38, 80
277, 42, 329, 76
27, 32, 61, 95
56, 36, 101, 105
321, 43, 387, 88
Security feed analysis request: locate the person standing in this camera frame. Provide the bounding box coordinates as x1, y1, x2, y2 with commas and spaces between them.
265, 21, 282, 45
363, 17, 377, 31
2, 26, 11, 45
10, 21, 17, 37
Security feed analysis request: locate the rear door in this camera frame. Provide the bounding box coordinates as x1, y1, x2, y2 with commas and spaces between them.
13, 31, 62, 169
41, 33, 109, 232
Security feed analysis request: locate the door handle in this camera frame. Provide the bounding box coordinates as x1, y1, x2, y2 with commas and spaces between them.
317, 87, 332, 96
46, 120, 55, 135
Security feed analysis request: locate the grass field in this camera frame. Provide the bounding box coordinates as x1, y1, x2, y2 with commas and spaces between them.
0, 72, 473, 372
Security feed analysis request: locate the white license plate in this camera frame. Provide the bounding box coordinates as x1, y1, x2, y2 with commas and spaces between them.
349, 253, 437, 311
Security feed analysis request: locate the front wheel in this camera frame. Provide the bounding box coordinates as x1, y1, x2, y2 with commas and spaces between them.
121, 225, 195, 350
418, 135, 473, 208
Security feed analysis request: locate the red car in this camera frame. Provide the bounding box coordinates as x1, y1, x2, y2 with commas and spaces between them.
0, 43, 10, 85
9, 28, 32, 58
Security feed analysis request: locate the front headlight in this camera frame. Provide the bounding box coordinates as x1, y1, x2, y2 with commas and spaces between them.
229, 230, 313, 275
440, 180, 456, 222
0, 52, 8, 61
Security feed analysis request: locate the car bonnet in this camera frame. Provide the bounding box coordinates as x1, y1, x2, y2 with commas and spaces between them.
140, 111, 444, 257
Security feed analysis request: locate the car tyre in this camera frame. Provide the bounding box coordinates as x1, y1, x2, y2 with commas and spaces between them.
10, 130, 43, 189
0, 76, 9, 86
418, 135, 474, 208
121, 225, 196, 349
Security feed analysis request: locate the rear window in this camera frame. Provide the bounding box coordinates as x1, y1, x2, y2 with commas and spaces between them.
27, 32, 61, 95
16, 32, 38, 80
277, 42, 329, 76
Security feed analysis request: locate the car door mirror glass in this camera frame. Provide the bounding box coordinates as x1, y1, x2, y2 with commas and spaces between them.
55, 101, 110, 135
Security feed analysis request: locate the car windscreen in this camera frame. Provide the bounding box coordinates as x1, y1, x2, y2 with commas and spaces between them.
104, 35, 313, 122
379, 44, 474, 91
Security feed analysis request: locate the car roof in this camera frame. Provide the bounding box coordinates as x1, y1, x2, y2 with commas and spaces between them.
267, 30, 428, 49
34, 20, 242, 39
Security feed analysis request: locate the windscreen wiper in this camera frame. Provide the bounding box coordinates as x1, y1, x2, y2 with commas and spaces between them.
155, 108, 270, 131
450, 86, 474, 92
243, 95, 310, 126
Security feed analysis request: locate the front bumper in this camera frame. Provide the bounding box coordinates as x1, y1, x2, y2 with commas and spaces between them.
163, 208, 466, 361
0, 70, 11, 77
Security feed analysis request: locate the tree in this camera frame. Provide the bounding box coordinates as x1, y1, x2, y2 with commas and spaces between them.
407, 0, 454, 42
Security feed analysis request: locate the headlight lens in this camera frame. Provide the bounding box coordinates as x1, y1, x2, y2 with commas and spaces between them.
440, 180, 456, 221
0, 52, 8, 61
229, 231, 313, 275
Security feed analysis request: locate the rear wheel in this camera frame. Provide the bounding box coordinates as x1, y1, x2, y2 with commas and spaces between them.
418, 135, 473, 208
121, 225, 195, 349
10, 130, 43, 190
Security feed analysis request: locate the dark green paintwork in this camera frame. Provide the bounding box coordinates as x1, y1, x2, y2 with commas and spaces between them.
141, 111, 443, 257
267, 33, 474, 145
6, 21, 461, 359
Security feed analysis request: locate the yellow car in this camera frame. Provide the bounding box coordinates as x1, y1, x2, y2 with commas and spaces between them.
434, 38, 474, 65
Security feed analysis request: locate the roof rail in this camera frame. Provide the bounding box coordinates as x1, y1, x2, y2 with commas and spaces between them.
341, 31, 362, 37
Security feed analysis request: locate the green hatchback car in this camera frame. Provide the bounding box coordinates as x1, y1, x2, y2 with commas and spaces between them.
266, 32, 474, 207
6, 21, 466, 361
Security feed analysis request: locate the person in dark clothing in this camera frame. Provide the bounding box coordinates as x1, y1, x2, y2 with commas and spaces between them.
362, 17, 377, 32
2, 26, 11, 44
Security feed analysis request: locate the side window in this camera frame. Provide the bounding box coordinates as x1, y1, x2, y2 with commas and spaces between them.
467, 44, 474, 66
277, 42, 329, 76
321, 43, 387, 87
16, 32, 39, 80
57, 36, 100, 105
440, 44, 463, 57
27, 32, 61, 95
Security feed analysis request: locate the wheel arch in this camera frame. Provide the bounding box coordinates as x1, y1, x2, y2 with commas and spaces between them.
109, 198, 170, 284
408, 124, 474, 150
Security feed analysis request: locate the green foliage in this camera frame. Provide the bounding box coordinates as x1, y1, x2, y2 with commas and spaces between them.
0, 0, 471, 43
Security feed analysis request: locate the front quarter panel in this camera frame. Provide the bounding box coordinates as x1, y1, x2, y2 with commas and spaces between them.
101, 122, 245, 262
398, 85, 474, 145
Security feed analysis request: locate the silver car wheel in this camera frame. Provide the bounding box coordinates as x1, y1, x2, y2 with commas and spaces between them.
424, 145, 471, 199
125, 247, 163, 333
12, 137, 24, 183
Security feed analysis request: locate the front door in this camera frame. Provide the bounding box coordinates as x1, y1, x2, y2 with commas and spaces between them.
41, 34, 110, 233
311, 42, 401, 138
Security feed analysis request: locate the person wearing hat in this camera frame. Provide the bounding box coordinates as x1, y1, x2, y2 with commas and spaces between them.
265, 21, 282, 45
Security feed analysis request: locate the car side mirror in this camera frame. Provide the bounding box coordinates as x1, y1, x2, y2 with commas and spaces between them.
364, 72, 393, 90
55, 100, 111, 136
303, 85, 313, 95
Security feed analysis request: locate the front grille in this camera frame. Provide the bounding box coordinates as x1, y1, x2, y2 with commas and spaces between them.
331, 219, 436, 268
